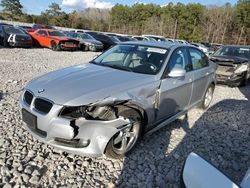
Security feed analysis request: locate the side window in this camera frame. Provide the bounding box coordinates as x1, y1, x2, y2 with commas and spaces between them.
0, 26, 2, 35
189, 48, 209, 70
37, 30, 47, 35
100, 35, 108, 41
67, 33, 74, 38
95, 35, 102, 41
167, 48, 191, 73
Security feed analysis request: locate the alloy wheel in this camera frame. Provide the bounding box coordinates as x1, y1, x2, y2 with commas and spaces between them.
111, 122, 140, 155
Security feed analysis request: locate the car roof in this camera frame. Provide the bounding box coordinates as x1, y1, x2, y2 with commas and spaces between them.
36, 29, 60, 32
121, 40, 189, 49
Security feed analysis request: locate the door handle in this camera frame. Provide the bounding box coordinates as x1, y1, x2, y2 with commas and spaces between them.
189, 78, 192, 82
206, 72, 209, 75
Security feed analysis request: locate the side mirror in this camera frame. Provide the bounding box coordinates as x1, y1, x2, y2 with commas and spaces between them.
168, 68, 186, 78
182, 152, 239, 188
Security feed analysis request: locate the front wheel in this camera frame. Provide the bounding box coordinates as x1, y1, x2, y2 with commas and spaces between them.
200, 84, 214, 110
51, 41, 60, 51
105, 107, 142, 159
3, 39, 9, 47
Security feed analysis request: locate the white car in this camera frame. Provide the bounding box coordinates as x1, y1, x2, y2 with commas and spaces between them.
191, 43, 209, 54
183, 153, 250, 188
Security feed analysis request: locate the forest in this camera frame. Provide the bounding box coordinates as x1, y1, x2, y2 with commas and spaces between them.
0, 0, 249, 44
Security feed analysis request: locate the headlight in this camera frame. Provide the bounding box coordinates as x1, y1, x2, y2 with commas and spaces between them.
234, 64, 249, 74
84, 42, 93, 46
60, 106, 86, 118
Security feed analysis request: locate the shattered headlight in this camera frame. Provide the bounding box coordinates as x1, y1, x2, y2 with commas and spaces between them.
84, 42, 94, 46
60, 105, 117, 120
234, 64, 249, 74
60, 106, 87, 118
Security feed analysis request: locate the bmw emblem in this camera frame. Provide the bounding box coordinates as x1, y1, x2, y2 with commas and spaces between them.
38, 89, 45, 93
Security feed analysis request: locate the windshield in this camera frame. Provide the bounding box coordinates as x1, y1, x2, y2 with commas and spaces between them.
214, 46, 250, 59
48, 31, 65, 37
110, 36, 120, 42
4, 26, 25, 34
91, 44, 168, 75
79, 33, 95, 40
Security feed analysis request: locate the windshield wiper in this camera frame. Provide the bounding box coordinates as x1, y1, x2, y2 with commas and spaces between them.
89, 60, 98, 64
103, 64, 133, 72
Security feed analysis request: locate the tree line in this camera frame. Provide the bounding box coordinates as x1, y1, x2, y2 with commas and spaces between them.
0, 0, 249, 44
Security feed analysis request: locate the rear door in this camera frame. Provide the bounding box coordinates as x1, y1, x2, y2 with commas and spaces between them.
188, 47, 211, 105
157, 47, 193, 121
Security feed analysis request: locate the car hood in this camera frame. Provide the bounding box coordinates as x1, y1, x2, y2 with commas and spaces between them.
26, 63, 156, 106
7, 33, 31, 40
210, 55, 249, 64
48, 36, 78, 41
81, 39, 103, 45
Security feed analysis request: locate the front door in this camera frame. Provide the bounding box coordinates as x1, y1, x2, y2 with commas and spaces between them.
35, 30, 48, 47
157, 47, 193, 121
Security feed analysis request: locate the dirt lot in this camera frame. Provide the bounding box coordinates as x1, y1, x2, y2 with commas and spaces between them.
0, 48, 249, 187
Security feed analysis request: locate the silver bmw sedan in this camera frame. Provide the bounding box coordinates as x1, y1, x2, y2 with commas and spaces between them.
20, 41, 217, 159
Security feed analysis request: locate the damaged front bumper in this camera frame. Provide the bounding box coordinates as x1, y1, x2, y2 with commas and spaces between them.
216, 72, 246, 87
20, 95, 131, 157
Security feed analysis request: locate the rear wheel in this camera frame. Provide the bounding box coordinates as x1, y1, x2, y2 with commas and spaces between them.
200, 84, 214, 110
105, 107, 142, 159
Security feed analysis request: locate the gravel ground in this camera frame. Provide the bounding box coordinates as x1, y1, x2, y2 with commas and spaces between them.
0, 48, 249, 188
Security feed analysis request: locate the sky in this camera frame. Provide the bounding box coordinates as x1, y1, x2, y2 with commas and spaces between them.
20, 0, 238, 15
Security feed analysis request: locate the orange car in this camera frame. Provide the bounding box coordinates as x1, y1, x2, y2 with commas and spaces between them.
30, 29, 80, 51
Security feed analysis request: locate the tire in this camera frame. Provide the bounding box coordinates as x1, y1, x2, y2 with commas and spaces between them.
84, 45, 89, 51
240, 73, 249, 87
51, 41, 60, 51
200, 84, 214, 110
105, 106, 142, 159
3, 39, 9, 47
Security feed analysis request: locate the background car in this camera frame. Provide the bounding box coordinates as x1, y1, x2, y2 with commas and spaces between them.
30, 29, 80, 51
27, 24, 56, 33
182, 152, 250, 188
209, 43, 223, 54
132, 35, 156, 41
0, 25, 33, 47
210, 45, 250, 87
66, 32, 103, 51
86, 31, 120, 50
20, 41, 216, 159
107, 34, 137, 42
175, 39, 189, 44
191, 42, 209, 54
142, 35, 168, 42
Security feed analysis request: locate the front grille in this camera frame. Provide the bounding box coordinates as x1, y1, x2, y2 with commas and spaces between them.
24, 91, 33, 105
15, 36, 31, 42
34, 98, 53, 114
